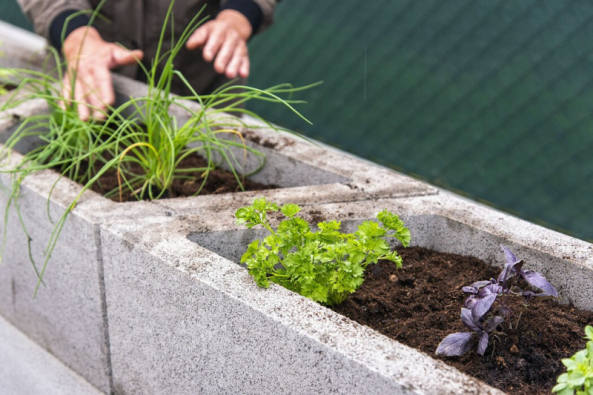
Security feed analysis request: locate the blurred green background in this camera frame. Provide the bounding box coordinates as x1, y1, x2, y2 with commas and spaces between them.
2, 0, 593, 241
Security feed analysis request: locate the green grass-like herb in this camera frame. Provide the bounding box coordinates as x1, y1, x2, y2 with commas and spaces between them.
0, 1, 318, 296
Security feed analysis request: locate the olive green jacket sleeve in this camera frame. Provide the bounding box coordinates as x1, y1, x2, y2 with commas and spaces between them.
17, 0, 91, 41
18, 0, 278, 41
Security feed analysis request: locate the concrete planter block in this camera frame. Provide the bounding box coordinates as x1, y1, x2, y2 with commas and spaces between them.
0, 315, 104, 395
0, 151, 112, 390
100, 209, 496, 395
101, 192, 591, 394
0, 98, 158, 393
0, 21, 47, 71
0, 52, 435, 392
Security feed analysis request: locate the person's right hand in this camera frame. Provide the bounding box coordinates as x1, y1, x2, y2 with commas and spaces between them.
61, 26, 143, 120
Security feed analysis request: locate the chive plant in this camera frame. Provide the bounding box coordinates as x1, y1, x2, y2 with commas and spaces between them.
0, 1, 317, 295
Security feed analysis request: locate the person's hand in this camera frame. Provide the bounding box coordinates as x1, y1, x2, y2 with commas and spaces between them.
186, 10, 252, 79
61, 26, 143, 120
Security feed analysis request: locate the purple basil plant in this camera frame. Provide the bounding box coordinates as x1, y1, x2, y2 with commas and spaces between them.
435, 246, 558, 357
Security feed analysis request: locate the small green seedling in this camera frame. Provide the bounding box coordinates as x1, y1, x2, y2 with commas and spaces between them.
235, 197, 410, 306
553, 326, 593, 395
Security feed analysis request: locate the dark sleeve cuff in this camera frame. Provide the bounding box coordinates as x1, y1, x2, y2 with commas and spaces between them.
49, 10, 91, 51
220, 0, 263, 35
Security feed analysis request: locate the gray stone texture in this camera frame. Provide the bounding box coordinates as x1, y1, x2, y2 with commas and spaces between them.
102, 192, 592, 394
0, 101, 112, 392
0, 315, 103, 395
101, 214, 503, 395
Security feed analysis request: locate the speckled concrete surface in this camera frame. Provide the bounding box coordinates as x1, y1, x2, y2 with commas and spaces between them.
0, 315, 103, 395
101, 192, 592, 394
0, 100, 113, 392
101, 212, 503, 395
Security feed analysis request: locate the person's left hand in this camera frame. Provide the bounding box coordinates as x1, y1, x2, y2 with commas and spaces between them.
186, 10, 252, 79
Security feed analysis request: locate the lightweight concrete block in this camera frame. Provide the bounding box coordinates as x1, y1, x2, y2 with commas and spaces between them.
0, 315, 103, 395
101, 213, 501, 395
0, 96, 169, 393
101, 191, 593, 394
0, 104, 111, 392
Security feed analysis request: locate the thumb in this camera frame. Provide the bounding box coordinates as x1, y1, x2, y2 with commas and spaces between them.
109, 46, 144, 68
187, 24, 212, 50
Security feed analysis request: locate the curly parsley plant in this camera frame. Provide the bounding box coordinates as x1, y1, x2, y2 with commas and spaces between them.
235, 198, 410, 306
553, 326, 593, 395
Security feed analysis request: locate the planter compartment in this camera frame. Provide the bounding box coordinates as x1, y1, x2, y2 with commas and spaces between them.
100, 198, 495, 395
100, 193, 591, 394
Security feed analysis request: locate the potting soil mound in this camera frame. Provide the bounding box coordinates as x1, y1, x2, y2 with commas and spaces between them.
333, 246, 593, 395
88, 154, 277, 202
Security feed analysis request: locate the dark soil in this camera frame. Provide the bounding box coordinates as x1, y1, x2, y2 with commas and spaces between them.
87, 154, 277, 202
332, 246, 593, 395
0, 83, 17, 93
242, 130, 279, 149
308, 210, 326, 224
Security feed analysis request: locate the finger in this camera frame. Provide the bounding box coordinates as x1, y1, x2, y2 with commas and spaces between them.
60, 74, 73, 111
225, 43, 247, 78
91, 66, 115, 109
73, 75, 91, 121
215, 34, 239, 75
110, 47, 144, 68
83, 74, 107, 120
186, 24, 212, 50
203, 25, 225, 62
87, 87, 106, 119
239, 54, 250, 78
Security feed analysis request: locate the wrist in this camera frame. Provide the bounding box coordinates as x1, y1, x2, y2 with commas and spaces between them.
219, 0, 263, 35
216, 9, 253, 40
49, 9, 91, 51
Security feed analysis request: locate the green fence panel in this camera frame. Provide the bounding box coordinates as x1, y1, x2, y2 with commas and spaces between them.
247, 0, 593, 241
1, 0, 592, 241
0, 0, 32, 31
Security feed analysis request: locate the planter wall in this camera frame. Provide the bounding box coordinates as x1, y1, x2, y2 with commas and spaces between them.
0, 58, 434, 394
98, 192, 593, 395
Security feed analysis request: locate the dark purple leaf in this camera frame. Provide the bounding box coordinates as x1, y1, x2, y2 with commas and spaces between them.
472, 293, 497, 322
460, 308, 481, 331
480, 283, 503, 296
436, 332, 473, 356
471, 280, 492, 289
483, 316, 504, 332
462, 286, 478, 294
477, 332, 489, 355
501, 245, 518, 265
464, 296, 478, 309
522, 270, 558, 297
512, 260, 524, 274
522, 290, 536, 298
497, 260, 524, 284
